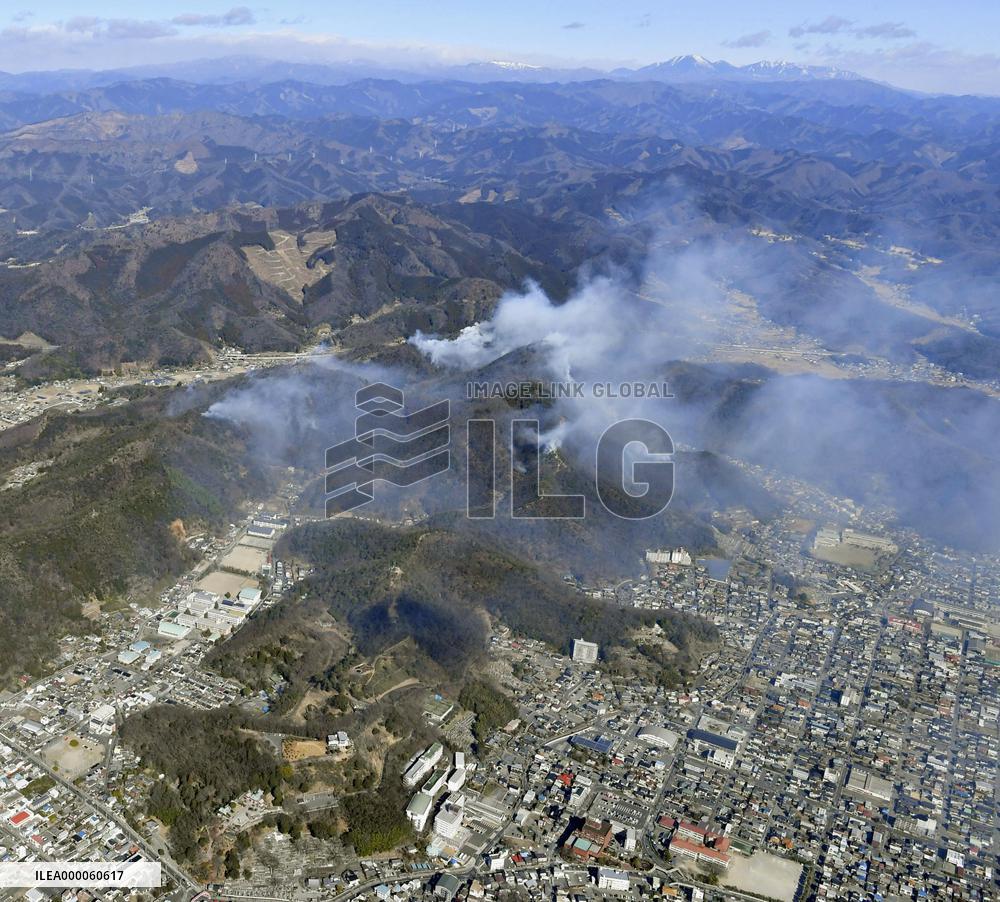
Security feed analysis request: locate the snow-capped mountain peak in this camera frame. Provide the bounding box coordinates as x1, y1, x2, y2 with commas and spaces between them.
486, 60, 542, 71
625, 55, 861, 83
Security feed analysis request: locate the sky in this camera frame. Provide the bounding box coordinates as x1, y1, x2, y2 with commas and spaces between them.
2, 2, 1000, 95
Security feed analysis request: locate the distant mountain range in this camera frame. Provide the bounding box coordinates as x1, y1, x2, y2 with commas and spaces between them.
0, 54, 868, 94
1, 66, 999, 384
622, 55, 861, 84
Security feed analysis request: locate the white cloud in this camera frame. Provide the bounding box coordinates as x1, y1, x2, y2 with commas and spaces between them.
812, 41, 1000, 94
724, 30, 772, 49
103, 20, 177, 40
0, 23, 503, 71
790, 16, 853, 38
172, 8, 256, 28
65, 16, 100, 33
790, 16, 916, 42
855, 22, 916, 40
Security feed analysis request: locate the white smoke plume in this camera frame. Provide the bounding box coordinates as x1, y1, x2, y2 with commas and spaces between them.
410, 275, 641, 379
409, 239, 733, 382
407, 239, 737, 458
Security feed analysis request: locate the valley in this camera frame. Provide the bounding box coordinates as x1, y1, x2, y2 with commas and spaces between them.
0, 41, 998, 902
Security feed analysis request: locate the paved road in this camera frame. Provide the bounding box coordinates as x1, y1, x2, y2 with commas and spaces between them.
0, 730, 195, 891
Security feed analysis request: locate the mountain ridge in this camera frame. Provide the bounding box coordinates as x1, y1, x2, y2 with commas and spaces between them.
0, 54, 872, 93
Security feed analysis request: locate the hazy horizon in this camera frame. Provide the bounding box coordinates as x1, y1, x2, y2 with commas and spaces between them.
2, 2, 999, 95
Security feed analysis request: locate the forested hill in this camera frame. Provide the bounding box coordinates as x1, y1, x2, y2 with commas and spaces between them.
0, 388, 273, 685
273, 518, 718, 675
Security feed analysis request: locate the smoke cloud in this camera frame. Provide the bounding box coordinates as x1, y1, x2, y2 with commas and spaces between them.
410, 275, 648, 378
200, 215, 1000, 555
